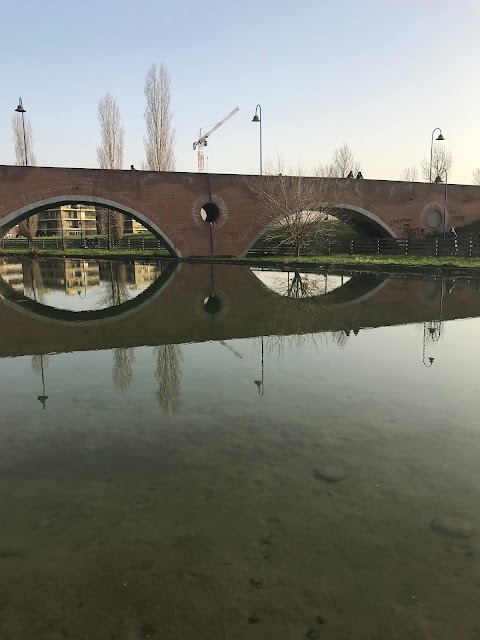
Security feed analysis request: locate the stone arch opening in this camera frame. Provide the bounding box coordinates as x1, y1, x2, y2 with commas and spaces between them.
244, 203, 397, 257
328, 204, 397, 238
0, 195, 182, 257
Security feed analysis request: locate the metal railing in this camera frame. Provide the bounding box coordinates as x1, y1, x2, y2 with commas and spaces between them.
0, 236, 170, 253
247, 235, 478, 258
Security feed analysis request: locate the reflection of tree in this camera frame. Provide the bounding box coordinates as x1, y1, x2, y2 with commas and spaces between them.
31, 353, 49, 375
284, 270, 320, 299
112, 347, 135, 392
331, 330, 350, 349
154, 344, 183, 415
102, 262, 129, 307
23, 258, 45, 303
102, 262, 134, 390
265, 331, 324, 361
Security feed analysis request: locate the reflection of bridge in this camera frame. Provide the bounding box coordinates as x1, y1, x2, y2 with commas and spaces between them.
0, 263, 479, 358
1, 166, 480, 256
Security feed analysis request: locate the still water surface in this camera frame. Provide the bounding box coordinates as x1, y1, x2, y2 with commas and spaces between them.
1, 257, 480, 639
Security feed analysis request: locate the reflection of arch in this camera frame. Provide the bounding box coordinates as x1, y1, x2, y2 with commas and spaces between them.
248, 268, 389, 307
0, 261, 180, 325
243, 203, 397, 256
0, 195, 182, 257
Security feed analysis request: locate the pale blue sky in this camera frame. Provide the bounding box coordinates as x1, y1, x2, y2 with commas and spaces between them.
1, 0, 479, 182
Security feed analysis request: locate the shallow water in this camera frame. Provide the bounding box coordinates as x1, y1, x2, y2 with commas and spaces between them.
1, 257, 480, 639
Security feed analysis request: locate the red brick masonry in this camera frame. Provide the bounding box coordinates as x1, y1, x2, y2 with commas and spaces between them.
0, 165, 479, 257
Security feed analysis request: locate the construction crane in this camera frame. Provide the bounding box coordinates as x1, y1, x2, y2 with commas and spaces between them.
193, 106, 239, 172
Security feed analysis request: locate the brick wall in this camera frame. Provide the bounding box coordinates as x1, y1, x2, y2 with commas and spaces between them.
1, 165, 479, 256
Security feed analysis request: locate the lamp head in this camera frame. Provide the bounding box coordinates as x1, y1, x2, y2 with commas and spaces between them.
436, 133, 445, 141
429, 357, 435, 365
15, 98, 26, 113
252, 114, 260, 123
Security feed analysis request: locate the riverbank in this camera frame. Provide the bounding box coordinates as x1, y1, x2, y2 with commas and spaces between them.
2, 247, 480, 277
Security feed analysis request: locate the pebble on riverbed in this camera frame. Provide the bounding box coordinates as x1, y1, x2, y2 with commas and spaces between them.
430, 516, 473, 539
314, 466, 347, 482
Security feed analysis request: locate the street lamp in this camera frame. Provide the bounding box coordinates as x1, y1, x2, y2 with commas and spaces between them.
429, 127, 444, 183
15, 98, 28, 166
252, 105, 262, 175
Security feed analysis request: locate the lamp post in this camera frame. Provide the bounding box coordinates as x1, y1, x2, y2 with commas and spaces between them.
443, 171, 448, 239
252, 105, 262, 175
429, 127, 444, 183
15, 98, 28, 166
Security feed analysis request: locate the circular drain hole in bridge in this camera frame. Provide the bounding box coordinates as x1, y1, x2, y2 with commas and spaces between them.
200, 203, 220, 223
203, 295, 222, 315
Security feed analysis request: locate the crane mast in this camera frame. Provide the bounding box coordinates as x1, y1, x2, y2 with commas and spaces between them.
193, 106, 239, 172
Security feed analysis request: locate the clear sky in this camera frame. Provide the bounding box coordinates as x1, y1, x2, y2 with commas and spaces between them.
1, 0, 479, 183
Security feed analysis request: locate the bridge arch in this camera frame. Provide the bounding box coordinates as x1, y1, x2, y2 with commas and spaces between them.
243, 202, 397, 256
0, 194, 182, 257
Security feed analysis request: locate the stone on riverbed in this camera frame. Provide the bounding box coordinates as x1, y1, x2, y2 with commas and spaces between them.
314, 466, 347, 483
430, 516, 472, 538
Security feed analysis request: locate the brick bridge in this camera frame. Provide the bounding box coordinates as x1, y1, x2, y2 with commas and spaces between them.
0, 263, 478, 358
1, 165, 480, 257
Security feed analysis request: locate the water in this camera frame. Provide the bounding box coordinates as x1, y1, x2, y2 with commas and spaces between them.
1, 257, 480, 639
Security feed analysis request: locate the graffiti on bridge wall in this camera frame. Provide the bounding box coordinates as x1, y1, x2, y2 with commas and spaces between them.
391, 217, 425, 237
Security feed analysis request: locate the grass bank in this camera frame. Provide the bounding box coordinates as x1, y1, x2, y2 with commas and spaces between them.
3, 247, 480, 275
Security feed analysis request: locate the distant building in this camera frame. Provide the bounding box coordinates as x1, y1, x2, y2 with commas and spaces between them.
124, 216, 149, 234
36, 205, 148, 237
37, 204, 97, 237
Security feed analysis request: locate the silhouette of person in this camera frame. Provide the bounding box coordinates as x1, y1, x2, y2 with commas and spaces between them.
130, 164, 135, 170
356, 171, 363, 179
346, 171, 354, 178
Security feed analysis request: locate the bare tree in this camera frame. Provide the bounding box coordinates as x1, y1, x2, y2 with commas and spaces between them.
97, 92, 124, 170
421, 147, 453, 182
247, 157, 340, 258
473, 168, 480, 186
97, 92, 125, 245
319, 143, 361, 178
143, 63, 175, 171
13, 112, 38, 240
401, 166, 418, 182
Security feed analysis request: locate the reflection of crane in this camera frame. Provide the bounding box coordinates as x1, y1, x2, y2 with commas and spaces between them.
219, 340, 243, 359
193, 107, 239, 172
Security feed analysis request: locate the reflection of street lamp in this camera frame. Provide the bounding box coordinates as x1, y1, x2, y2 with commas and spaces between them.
429, 127, 444, 183
15, 98, 28, 166
251, 105, 262, 175
37, 354, 48, 409
422, 323, 435, 367
254, 336, 264, 396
